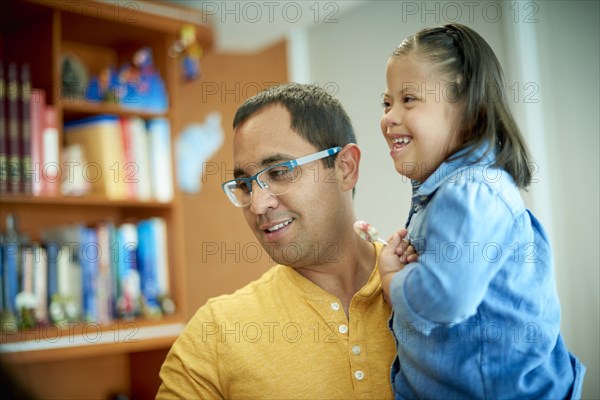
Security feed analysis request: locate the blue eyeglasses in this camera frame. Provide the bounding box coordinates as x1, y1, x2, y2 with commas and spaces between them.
221, 146, 342, 207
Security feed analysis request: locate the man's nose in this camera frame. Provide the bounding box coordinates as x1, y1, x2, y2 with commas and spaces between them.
249, 181, 278, 214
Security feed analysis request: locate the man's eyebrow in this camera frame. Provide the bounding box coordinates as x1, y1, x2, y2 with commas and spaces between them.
261, 153, 294, 166
233, 153, 296, 178
233, 167, 246, 179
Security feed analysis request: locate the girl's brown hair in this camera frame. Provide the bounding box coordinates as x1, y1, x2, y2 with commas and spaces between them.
393, 23, 532, 188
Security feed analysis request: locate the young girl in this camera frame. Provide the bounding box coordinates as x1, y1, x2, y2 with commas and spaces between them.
378, 24, 586, 399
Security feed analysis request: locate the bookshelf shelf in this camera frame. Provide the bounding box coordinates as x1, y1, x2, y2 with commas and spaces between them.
1, 320, 186, 364
61, 100, 169, 120
0, 194, 172, 208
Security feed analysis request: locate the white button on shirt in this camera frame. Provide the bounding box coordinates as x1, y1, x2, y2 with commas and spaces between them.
354, 370, 365, 381
351, 345, 361, 355
338, 324, 348, 334
331, 302, 340, 311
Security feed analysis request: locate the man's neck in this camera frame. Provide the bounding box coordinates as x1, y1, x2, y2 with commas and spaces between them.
295, 236, 376, 316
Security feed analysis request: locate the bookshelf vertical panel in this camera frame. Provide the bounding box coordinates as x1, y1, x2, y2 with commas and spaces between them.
161, 31, 187, 320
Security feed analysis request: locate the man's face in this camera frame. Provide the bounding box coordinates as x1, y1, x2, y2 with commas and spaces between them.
232, 104, 345, 267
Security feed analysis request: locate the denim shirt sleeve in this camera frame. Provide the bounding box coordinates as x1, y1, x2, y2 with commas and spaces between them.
390, 177, 518, 332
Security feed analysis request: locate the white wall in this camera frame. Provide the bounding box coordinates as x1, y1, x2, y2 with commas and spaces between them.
306, 1, 598, 397
533, 1, 600, 396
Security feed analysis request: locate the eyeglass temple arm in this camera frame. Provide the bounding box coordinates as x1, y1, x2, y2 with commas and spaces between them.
289, 147, 342, 168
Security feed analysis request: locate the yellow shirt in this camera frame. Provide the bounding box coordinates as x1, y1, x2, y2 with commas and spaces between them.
157, 243, 395, 399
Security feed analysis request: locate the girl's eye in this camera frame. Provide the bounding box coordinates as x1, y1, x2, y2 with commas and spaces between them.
403, 96, 415, 103
381, 100, 391, 109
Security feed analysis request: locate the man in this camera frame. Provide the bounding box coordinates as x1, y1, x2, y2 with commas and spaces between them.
157, 83, 395, 399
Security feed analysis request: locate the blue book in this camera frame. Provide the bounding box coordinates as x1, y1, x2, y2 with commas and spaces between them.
106, 222, 118, 318
79, 226, 98, 322
136, 219, 160, 314
45, 242, 59, 311
2, 240, 18, 315
116, 223, 140, 317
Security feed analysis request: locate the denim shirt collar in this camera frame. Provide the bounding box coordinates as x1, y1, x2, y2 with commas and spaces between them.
411, 144, 497, 199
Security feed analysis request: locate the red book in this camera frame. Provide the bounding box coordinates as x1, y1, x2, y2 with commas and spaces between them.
30, 88, 46, 196
119, 117, 137, 199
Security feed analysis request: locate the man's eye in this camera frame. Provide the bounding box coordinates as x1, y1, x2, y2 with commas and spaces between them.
268, 167, 293, 181
237, 181, 250, 193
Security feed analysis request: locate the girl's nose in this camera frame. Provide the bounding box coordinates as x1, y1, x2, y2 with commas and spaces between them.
382, 105, 402, 127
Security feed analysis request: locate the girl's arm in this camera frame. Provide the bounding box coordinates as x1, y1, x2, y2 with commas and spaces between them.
388, 179, 517, 332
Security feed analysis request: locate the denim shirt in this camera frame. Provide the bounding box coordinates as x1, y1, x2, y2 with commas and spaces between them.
389, 145, 586, 399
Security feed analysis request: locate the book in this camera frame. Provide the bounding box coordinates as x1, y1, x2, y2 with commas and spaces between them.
63, 115, 127, 200
32, 244, 48, 325
136, 219, 161, 316
2, 215, 20, 317
30, 89, 46, 196
42, 226, 84, 323
96, 221, 114, 324
58, 243, 82, 323
20, 64, 32, 194
116, 223, 141, 317
151, 217, 170, 299
147, 118, 173, 202
79, 226, 98, 322
105, 222, 119, 317
130, 117, 151, 200
1, 240, 19, 317
45, 242, 60, 319
42, 106, 59, 196
7, 63, 21, 194
119, 117, 137, 200
0, 62, 7, 193
19, 243, 36, 328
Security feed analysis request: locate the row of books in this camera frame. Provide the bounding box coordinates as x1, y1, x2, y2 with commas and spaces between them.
0, 61, 174, 202
0, 62, 60, 196
0, 215, 173, 330
63, 114, 174, 202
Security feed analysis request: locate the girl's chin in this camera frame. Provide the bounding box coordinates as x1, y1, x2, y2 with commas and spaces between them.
394, 162, 416, 180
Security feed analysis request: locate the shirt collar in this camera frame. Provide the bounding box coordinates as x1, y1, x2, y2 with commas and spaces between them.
412, 143, 497, 197
279, 242, 384, 301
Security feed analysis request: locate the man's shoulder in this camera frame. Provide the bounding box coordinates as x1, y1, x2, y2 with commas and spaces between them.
194, 264, 289, 319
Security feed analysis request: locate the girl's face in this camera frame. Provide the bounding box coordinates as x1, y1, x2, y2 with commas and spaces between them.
381, 54, 462, 182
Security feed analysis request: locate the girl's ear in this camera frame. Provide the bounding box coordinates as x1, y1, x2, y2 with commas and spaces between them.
336, 144, 361, 192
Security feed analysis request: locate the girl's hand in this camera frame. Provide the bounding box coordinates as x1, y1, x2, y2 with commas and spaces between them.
379, 229, 417, 303
391, 230, 418, 265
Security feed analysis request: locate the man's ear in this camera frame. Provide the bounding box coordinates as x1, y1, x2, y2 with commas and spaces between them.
336, 144, 361, 192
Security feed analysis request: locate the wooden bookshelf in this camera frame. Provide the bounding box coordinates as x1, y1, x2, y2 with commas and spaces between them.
0, 0, 213, 397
